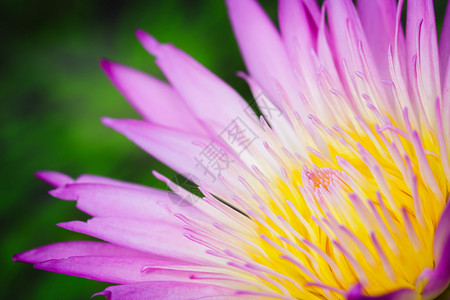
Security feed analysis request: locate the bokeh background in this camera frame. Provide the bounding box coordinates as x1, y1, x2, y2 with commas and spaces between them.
1, 0, 448, 299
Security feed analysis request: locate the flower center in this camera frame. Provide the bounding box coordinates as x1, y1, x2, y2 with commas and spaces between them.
227, 119, 447, 299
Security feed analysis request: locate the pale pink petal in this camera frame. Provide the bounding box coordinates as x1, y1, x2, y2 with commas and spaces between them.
35, 171, 74, 187
48, 182, 210, 222
35, 256, 158, 284
75, 174, 155, 192
96, 281, 236, 300
327, 0, 400, 116
327, 0, 366, 68
37, 171, 155, 193
327, 0, 383, 81
441, 3, 450, 83
136, 31, 269, 174
406, 0, 441, 112
316, 6, 348, 101
357, 0, 399, 79
432, 200, 450, 266
37, 171, 213, 222
101, 60, 206, 136
278, 0, 318, 97
44, 171, 237, 229
279, 0, 317, 62
34, 256, 204, 285
136, 30, 255, 136
301, 0, 320, 24
101, 117, 233, 195
13, 241, 150, 263
226, 0, 301, 112
58, 217, 210, 264
413, 201, 450, 299
444, 58, 450, 140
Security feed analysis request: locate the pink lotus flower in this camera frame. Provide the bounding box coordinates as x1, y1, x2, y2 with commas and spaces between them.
14, 0, 450, 299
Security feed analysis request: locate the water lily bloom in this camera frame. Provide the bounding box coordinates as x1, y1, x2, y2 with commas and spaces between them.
14, 0, 450, 299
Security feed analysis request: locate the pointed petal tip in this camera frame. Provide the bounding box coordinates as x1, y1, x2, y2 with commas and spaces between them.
135, 29, 160, 55
100, 117, 117, 128
13, 248, 41, 264
99, 60, 132, 87
99, 59, 118, 77
134, 28, 146, 38
48, 187, 62, 198
13, 248, 49, 264
100, 117, 141, 135
236, 71, 248, 79
151, 170, 166, 182
91, 291, 109, 299
35, 171, 74, 187
56, 220, 83, 231
48, 186, 76, 201
99, 58, 111, 70
12, 253, 23, 262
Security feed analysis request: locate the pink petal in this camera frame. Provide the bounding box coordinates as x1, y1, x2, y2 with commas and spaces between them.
75, 174, 156, 192
316, 6, 348, 101
35, 171, 74, 187
13, 241, 150, 263
441, 3, 450, 83
136, 30, 255, 136
432, 200, 450, 267
101, 117, 233, 195
278, 0, 318, 95
443, 58, 450, 140
327, 0, 402, 117
226, 0, 300, 111
406, 0, 441, 109
420, 258, 450, 298
327, 0, 366, 67
135, 31, 266, 173
37, 171, 155, 192
96, 281, 236, 300
34, 256, 202, 285
347, 283, 417, 300
58, 217, 210, 264
300, 0, 320, 24
73, 173, 236, 228
420, 263, 450, 300
35, 256, 157, 284
279, 0, 317, 63
101, 60, 206, 136
403, 202, 450, 299
49, 182, 210, 222
357, 0, 399, 79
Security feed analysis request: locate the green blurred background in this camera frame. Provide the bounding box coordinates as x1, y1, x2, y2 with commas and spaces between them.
0, 0, 448, 299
